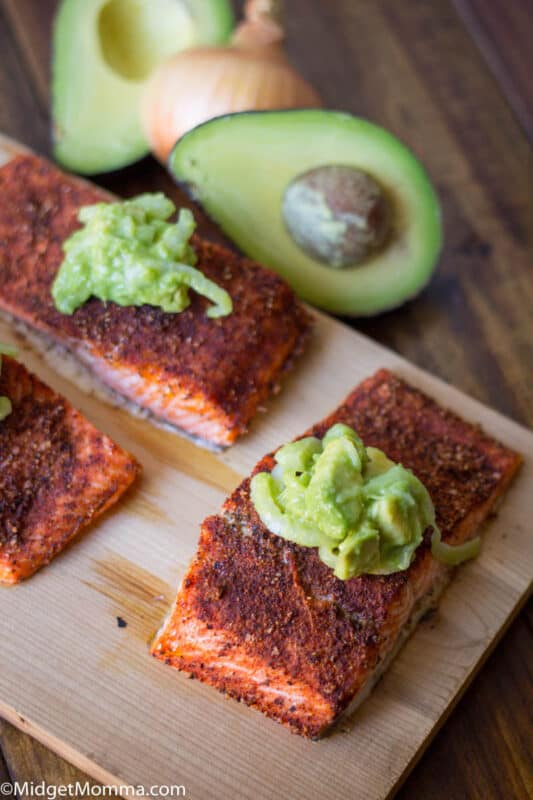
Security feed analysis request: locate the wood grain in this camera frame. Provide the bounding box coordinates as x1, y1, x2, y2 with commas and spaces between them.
0, 720, 99, 793
285, 0, 533, 427
0, 741, 11, 785
399, 607, 533, 800
0, 0, 531, 797
0, 133, 532, 798
453, 0, 533, 141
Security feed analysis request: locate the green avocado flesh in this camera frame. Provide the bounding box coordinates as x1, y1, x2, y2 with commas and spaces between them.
251, 423, 480, 579
169, 110, 442, 315
52, 193, 232, 318
0, 343, 17, 422
250, 423, 436, 580
52, 0, 234, 174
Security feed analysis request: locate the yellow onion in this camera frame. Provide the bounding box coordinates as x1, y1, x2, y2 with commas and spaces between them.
141, 0, 322, 163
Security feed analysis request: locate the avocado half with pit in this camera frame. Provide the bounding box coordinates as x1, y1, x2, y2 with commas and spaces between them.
52, 0, 234, 175
169, 110, 442, 316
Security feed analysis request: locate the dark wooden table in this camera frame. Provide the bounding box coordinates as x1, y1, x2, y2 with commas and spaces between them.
0, 0, 531, 797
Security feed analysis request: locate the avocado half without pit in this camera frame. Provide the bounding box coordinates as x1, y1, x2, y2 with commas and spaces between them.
52, 0, 234, 175
169, 110, 442, 316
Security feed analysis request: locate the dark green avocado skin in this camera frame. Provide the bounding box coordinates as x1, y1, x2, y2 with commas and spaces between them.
169, 110, 442, 316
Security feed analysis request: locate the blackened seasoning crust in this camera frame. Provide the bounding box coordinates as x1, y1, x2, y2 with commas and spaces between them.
0, 155, 312, 447
0, 356, 138, 583
151, 369, 521, 737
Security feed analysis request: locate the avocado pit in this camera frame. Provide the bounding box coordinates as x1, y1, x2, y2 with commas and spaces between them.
282, 164, 391, 269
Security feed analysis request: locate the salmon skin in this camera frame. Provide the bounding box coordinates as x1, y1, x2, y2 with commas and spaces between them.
151, 369, 522, 738
0, 356, 139, 584
0, 155, 311, 449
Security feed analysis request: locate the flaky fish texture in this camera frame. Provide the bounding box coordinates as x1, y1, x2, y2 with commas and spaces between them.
151, 370, 521, 737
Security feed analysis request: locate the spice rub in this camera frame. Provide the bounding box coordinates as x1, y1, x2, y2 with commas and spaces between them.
0, 356, 139, 584
151, 369, 521, 737
0, 154, 311, 448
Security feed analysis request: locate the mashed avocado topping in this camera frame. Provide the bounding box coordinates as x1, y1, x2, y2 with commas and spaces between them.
0, 343, 17, 421
52, 193, 232, 318
251, 423, 480, 579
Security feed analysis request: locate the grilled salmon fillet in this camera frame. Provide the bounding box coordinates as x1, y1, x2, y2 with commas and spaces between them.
151, 369, 521, 738
0, 155, 311, 449
0, 356, 139, 584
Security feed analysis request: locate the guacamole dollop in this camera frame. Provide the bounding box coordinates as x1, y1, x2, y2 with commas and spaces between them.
251, 423, 478, 580
52, 193, 232, 318
0, 343, 17, 422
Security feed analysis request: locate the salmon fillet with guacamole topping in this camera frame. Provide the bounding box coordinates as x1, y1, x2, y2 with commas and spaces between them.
151, 369, 521, 738
0, 154, 311, 450
0, 354, 138, 584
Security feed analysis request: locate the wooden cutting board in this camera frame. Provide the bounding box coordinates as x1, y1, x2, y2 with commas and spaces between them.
0, 135, 531, 800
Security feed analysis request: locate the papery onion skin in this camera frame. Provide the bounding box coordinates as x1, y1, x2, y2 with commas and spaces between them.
141, 0, 321, 164
142, 46, 321, 163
